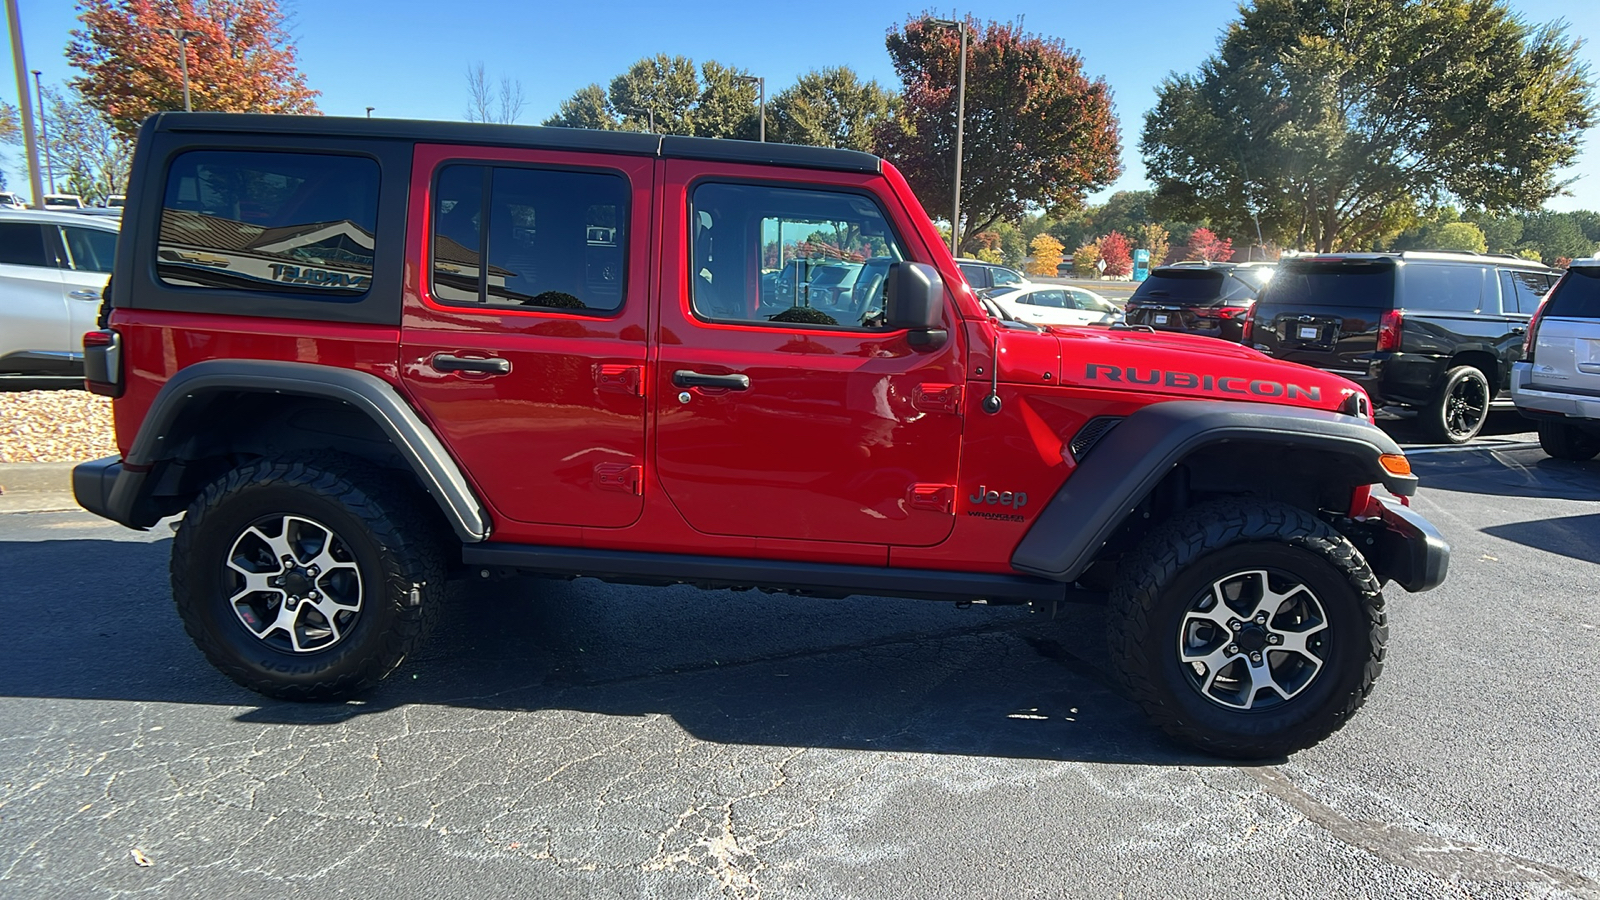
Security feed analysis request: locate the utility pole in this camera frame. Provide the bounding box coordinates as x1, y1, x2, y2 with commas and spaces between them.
31, 68, 51, 194
365, 106, 374, 118
929, 17, 968, 257
5, 0, 45, 207
157, 27, 194, 111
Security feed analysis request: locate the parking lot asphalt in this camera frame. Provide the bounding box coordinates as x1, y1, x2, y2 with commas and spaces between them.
2, 424, 1596, 898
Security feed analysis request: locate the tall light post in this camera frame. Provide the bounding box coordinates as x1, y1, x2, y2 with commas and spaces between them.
156, 26, 194, 112
5, 0, 45, 207
929, 17, 968, 258
365, 106, 374, 118
30, 69, 52, 193
733, 74, 765, 142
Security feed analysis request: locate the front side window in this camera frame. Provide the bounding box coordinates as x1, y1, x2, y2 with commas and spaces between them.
159, 150, 379, 297
62, 226, 117, 274
430, 164, 627, 313
991, 267, 1024, 286
693, 182, 904, 328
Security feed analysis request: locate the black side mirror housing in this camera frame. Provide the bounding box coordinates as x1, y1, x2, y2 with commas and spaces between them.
884, 261, 947, 349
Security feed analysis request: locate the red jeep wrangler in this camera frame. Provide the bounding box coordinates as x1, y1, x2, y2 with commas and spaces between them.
74, 114, 1447, 758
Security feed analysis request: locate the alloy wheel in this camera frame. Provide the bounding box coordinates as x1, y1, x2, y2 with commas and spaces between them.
1176, 568, 1329, 710
224, 514, 363, 653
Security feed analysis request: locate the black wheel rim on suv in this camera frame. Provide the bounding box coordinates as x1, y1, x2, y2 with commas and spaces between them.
1176, 568, 1329, 710
224, 513, 364, 653
1444, 375, 1489, 441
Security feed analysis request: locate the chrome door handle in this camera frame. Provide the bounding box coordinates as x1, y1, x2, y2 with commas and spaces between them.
431, 353, 511, 375
673, 370, 751, 390
69, 290, 100, 300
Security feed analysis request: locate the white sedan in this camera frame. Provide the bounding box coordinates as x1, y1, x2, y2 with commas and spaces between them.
985, 283, 1121, 327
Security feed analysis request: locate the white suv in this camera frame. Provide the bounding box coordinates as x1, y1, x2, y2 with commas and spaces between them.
1511, 258, 1600, 459
0, 209, 120, 375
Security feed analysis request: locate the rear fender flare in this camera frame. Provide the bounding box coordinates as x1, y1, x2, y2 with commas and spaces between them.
1011, 400, 1414, 582
108, 359, 487, 541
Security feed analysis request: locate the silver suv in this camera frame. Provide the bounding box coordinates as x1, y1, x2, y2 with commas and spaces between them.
1511, 258, 1600, 459
0, 209, 120, 375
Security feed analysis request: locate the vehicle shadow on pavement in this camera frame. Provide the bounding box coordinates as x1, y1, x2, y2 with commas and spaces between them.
1480, 513, 1600, 566
1408, 448, 1600, 501
0, 537, 1235, 767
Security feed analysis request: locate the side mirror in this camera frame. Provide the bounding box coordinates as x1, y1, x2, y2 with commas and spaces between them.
884, 261, 947, 348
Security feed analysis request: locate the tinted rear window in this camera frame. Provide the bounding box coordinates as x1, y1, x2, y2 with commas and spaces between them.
1544, 267, 1600, 319
1260, 262, 1396, 309
1131, 270, 1225, 304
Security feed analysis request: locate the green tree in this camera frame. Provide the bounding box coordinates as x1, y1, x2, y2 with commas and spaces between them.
1094, 191, 1155, 239
608, 54, 700, 134
1518, 211, 1598, 264
1432, 222, 1488, 254
543, 84, 619, 130
694, 61, 759, 140
880, 14, 1121, 254
769, 67, 896, 151
1141, 0, 1596, 252
1466, 212, 1524, 254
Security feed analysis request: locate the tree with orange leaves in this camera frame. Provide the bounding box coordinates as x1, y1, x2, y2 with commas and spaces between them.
68, 0, 319, 138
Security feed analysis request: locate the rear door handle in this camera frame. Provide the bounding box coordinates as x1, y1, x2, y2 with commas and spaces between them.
432, 353, 511, 375
673, 369, 751, 390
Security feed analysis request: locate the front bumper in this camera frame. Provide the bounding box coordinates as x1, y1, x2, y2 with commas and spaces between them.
1369, 496, 1450, 593
1509, 362, 1600, 421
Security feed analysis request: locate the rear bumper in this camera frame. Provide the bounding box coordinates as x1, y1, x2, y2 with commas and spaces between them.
1509, 362, 1600, 421
1369, 496, 1450, 593
72, 455, 149, 529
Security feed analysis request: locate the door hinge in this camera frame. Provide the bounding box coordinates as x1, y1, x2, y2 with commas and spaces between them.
593, 462, 643, 495
597, 364, 644, 397
912, 383, 963, 414
909, 483, 955, 514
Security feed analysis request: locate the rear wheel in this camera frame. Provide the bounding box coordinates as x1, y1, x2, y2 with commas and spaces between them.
1536, 419, 1600, 461
171, 457, 446, 701
1107, 500, 1386, 758
1422, 366, 1490, 444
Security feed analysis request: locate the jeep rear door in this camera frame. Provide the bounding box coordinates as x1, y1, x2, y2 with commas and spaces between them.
652, 161, 964, 548
399, 144, 652, 529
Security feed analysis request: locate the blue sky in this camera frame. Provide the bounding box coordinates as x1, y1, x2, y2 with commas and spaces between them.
5, 0, 1598, 213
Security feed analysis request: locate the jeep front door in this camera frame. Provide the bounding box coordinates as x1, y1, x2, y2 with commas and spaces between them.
399, 145, 651, 529
652, 164, 964, 547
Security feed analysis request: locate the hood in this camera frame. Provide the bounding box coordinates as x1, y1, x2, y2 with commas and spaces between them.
997, 325, 1365, 414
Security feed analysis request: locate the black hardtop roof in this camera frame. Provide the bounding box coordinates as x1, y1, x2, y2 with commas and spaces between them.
148, 112, 883, 175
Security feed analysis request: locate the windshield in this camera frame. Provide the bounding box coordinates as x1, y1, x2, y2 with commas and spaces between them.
986, 285, 1021, 299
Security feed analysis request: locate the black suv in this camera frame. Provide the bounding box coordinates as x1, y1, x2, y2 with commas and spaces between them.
1123, 263, 1273, 342
1247, 252, 1559, 443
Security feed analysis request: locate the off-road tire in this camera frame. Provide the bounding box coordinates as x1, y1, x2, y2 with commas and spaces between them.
171, 456, 446, 701
1107, 500, 1387, 759
1422, 365, 1490, 444
1536, 419, 1600, 461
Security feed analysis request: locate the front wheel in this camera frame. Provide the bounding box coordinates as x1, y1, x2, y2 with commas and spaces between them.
1107, 500, 1387, 758
171, 457, 446, 701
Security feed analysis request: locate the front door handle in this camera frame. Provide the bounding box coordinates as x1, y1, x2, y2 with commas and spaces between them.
1510, 326, 1526, 335
673, 369, 751, 390
69, 290, 100, 300
432, 353, 511, 375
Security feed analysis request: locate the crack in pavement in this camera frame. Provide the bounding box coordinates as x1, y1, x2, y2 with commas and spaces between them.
1248, 766, 1600, 895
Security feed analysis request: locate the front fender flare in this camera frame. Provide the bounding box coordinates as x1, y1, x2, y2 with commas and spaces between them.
1011, 400, 1415, 582
91, 359, 488, 542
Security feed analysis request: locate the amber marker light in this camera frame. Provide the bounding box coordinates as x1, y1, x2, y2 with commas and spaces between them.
1379, 453, 1412, 476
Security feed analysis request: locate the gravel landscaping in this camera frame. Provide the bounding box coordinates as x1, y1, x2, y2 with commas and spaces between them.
0, 391, 117, 464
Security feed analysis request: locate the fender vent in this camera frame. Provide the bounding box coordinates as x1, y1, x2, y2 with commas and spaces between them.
1069, 416, 1122, 461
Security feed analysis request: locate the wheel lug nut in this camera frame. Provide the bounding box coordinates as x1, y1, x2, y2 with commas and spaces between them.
1230, 621, 1242, 631
308, 591, 318, 600
1255, 614, 1267, 624
1227, 644, 1239, 655
1269, 634, 1282, 645
1250, 652, 1262, 662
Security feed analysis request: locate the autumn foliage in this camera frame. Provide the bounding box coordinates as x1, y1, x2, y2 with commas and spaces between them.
68, 0, 319, 138
1027, 234, 1064, 277
880, 14, 1121, 255
1099, 231, 1133, 277
1182, 227, 1234, 262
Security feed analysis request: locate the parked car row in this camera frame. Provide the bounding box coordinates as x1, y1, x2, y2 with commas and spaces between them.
0, 208, 120, 375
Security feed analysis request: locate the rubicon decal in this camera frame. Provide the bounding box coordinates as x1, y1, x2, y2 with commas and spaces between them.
1085, 364, 1322, 401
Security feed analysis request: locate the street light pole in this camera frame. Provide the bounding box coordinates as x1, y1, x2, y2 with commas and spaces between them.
365, 106, 374, 118
929, 17, 968, 257
31, 69, 52, 194
157, 27, 193, 112
4, 0, 45, 208
734, 75, 765, 142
